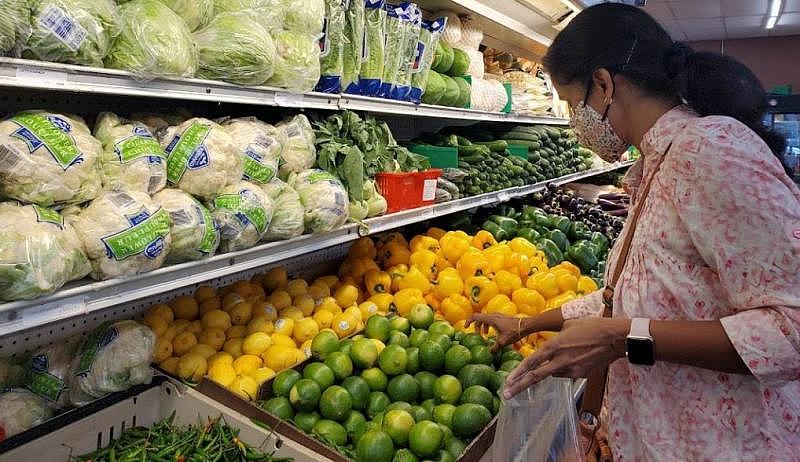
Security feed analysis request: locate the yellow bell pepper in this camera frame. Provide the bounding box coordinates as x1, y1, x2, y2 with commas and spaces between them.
435, 251, 452, 272
368, 293, 395, 313
505, 253, 532, 280
576, 276, 599, 295
410, 235, 440, 253
526, 271, 560, 299
364, 269, 391, 295
387, 264, 408, 292
551, 268, 578, 293
546, 291, 577, 310
394, 288, 425, 316
426, 227, 447, 240
527, 258, 549, 278
376, 232, 408, 250
456, 248, 491, 280
378, 241, 411, 269
512, 288, 546, 316
349, 236, 377, 259
433, 267, 464, 300
483, 243, 512, 274
494, 270, 522, 295
464, 276, 499, 308
484, 294, 517, 316
439, 232, 471, 265
440, 293, 473, 324
509, 237, 537, 258
471, 230, 498, 250
424, 293, 441, 310
410, 249, 439, 281
397, 266, 432, 293
553, 261, 581, 278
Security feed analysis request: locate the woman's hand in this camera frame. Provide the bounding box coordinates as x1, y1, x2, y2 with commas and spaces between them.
502, 317, 630, 399
466, 314, 528, 352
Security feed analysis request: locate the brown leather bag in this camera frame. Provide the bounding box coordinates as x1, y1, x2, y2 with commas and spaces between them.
578, 147, 670, 462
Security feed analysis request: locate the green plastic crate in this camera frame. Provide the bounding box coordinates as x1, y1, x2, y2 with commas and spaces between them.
508, 143, 528, 159
408, 144, 458, 168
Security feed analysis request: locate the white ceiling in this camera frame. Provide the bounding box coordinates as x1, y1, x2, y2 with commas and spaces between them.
641, 0, 800, 41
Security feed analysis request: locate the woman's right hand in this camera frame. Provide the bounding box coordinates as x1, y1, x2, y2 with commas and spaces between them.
466, 314, 529, 352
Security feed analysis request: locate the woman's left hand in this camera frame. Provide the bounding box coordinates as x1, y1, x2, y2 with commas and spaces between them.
503, 317, 631, 399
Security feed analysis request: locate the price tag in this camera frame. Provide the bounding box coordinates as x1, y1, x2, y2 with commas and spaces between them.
22, 296, 88, 329
274, 92, 305, 107
17, 66, 68, 86
498, 191, 511, 202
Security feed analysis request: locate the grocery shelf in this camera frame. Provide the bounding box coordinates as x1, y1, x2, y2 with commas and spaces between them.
0, 161, 632, 336
0, 58, 567, 125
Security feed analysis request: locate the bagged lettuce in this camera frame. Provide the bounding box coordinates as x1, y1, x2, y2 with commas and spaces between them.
219, 117, 284, 184
358, 0, 385, 96
214, 0, 285, 33
315, 0, 346, 93
410, 17, 445, 104
24, 341, 79, 409
392, 3, 420, 101
0, 202, 90, 301
160, 118, 243, 201
105, 0, 197, 78
93, 112, 167, 195
210, 181, 274, 252
152, 188, 219, 263
0, 0, 30, 55
341, 0, 364, 94
284, 0, 325, 34
0, 390, 54, 440
0, 111, 102, 206
194, 12, 276, 85
277, 114, 316, 178
378, 3, 405, 98
158, 0, 214, 31
260, 178, 304, 241
289, 169, 348, 234
267, 29, 321, 93
70, 190, 172, 280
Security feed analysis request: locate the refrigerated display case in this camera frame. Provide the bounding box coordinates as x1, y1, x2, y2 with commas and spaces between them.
765, 94, 800, 183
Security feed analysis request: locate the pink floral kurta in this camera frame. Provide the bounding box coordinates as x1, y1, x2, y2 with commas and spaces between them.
562, 106, 800, 461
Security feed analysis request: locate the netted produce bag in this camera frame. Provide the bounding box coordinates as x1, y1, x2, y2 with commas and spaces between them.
0, 111, 102, 206
266, 29, 322, 93
67, 320, 155, 407
0, 389, 54, 440
93, 112, 167, 195
276, 114, 316, 178
70, 190, 172, 280
210, 181, 274, 252
289, 169, 348, 234
260, 178, 304, 241
218, 117, 284, 185
23, 341, 79, 409
0, 202, 90, 301
152, 188, 219, 263
0, 0, 31, 56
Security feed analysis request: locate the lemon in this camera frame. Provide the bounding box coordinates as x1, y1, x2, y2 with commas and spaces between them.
176, 353, 207, 382
158, 356, 180, 375
292, 318, 319, 344
222, 292, 246, 313
207, 361, 237, 387
334, 285, 359, 308
294, 294, 316, 316
242, 332, 272, 355
247, 285, 265, 302
267, 290, 292, 310
280, 306, 304, 321
172, 332, 198, 356
171, 296, 199, 320
194, 285, 216, 302
263, 267, 288, 291
308, 282, 330, 300
344, 305, 364, 323
252, 301, 278, 321
232, 280, 257, 298
273, 318, 295, 337
142, 314, 168, 337
316, 297, 342, 315
262, 345, 299, 371
286, 279, 309, 298
249, 367, 276, 386
153, 338, 173, 363
270, 333, 297, 348
228, 375, 259, 400
313, 310, 334, 329
358, 301, 380, 320
332, 313, 358, 338
188, 320, 204, 335
189, 343, 217, 359
229, 301, 253, 326
233, 354, 263, 375
147, 304, 174, 323
315, 275, 339, 289
160, 326, 180, 342
300, 339, 313, 359
202, 310, 232, 330
198, 328, 226, 350
208, 351, 234, 367
172, 319, 192, 334
246, 318, 274, 335
199, 297, 222, 316
222, 338, 244, 358
226, 325, 247, 339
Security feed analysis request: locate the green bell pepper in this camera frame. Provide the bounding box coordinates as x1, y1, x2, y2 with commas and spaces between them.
548, 215, 571, 234
569, 221, 593, 241
516, 227, 541, 243
590, 232, 610, 255
482, 220, 509, 242
487, 215, 518, 238
532, 213, 552, 229
567, 242, 599, 274
536, 238, 564, 267
547, 229, 570, 252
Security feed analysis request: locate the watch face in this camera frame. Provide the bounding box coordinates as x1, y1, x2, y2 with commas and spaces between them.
626, 337, 655, 365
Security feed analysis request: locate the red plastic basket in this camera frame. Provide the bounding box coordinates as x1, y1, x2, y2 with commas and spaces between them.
376, 169, 442, 213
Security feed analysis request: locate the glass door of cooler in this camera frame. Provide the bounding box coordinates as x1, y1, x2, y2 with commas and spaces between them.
765, 94, 800, 184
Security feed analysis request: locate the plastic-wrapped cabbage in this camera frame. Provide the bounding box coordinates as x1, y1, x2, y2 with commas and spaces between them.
260, 178, 303, 241
194, 12, 276, 86
210, 181, 274, 252
105, 0, 197, 78
25, 0, 121, 66
70, 190, 172, 280
0, 202, 91, 301
159, 0, 214, 31
284, 0, 325, 33
0, 358, 25, 389
160, 118, 243, 201
68, 321, 155, 406
266, 29, 321, 93
276, 114, 315, 178
213, 0, 284, 33
0, 0, 30, 55
0, 112, 102, 206
24, 341, 79, 409
289, 169, 348, 234
93, 112, 167, 195
219, 117, 283, 185
0, 390, 54, 440
152, 188, 219, 263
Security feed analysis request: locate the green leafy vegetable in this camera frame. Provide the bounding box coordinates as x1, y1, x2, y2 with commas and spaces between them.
316, 0, 346, 92
359, 0, 386, 95
342, 0, 364, 93
0, 0, 29, 54
158, 0, 214, 31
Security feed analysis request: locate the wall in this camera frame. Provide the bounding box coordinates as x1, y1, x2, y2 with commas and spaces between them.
685, 35, 800, 93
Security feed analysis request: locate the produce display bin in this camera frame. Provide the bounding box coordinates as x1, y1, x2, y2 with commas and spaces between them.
376, 169, 442, 213
408, 143, 459, 169
508, 143, 529, 159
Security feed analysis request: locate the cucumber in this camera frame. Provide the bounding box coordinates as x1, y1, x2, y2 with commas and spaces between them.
475, 140, 508, 152
456, 135, 472, 146
457, 144, 490, 156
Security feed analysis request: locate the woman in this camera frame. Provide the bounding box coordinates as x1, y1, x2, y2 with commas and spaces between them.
469, 4, 800, 461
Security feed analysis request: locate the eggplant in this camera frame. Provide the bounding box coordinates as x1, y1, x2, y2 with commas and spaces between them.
606, 209, 628, 217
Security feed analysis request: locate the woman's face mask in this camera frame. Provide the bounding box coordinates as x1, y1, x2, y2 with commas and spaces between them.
569, 81, 628, 162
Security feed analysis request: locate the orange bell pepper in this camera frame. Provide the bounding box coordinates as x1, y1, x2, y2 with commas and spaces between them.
512, 288, 546, 316
349, 236, 377, 259
434, 267, 464, 300
410, 249, 439, 281
364, 269, 391, 295
376, 232, 408, 250
387, 264, 408, 292
494, 270, 522, 295
440, 232, 471, 265
471, 230, 498, 250
426, 227, 447, 240
456, 248, 491, 280
351, 258, 380, 282
464, 276, 499, 307
440, 293, 473, 325
378, 241, 411, 269
424, 293, 441, 310
410, 235, 441, 253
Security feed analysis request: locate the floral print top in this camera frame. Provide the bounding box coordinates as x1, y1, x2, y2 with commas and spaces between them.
562, 106, 800, 461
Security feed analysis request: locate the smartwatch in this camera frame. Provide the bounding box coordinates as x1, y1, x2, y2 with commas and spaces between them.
626, 318, 655, 365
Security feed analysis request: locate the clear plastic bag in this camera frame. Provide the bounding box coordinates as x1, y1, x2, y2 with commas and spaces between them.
267, 29, 322, 93
0, 389, 54, 439
218, 117, 284, 185
151, 188, 220, 263
210, 181, 274, 252
493, 377, 581, 462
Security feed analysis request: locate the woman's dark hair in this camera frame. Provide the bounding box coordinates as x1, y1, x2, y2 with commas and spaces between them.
543, 3, 786, 162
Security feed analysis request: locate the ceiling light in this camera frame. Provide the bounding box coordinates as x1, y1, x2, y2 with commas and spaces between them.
766, 15, 778, 29
769, 0, 782, 18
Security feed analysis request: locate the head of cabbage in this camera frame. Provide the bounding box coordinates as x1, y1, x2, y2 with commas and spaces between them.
283, 0, 325, 33
69, 190, 172, 280
159, 118, 243, 201
152, 188, 219, 263
104, 0, 197, 78
289, 169, 348, 234
155, 0, 214, 31
213, 0, 285, 33
0, 111, 102, 207
0, 202, 91, 301
0, 0, 30, 55
260, 178, 304, 241
24, 341, 80, 409
209, 181, 274, 252
218, 117, 284, 185
266, 29, 321, 93
94, 112, 167, 195
0, 390, 54, 440
276, 114, 316, 179
25, 0, 121, 66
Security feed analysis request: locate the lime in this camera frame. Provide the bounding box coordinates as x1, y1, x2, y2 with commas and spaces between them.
383, 409, 416, 446
367, 391, 391, 419
418, 341, 445, 373
501, 350, 523, 363
272, 369, 302, 398
325, 351, 354, 381
457, 364, 494, 389
408, 304, 435, 329
428, 321, 455, 339
408, 420, 443, 458
344, 410, 367, 440
445, 438, 468, 458
433, 375, 462, 405
492, 396, 501, 415
365, 315, 392, 342
386, 401, 413, 412
414, 371, 437, 400
389, 316, 411, 335
439, 424, 454, 444
356, 430, 395, 462
372, 412, 385, 427
460, 385, 493, 410
342, 376, 371, 410
261, 397, 294, 420
313, 419, 348, 446
289, 379, 322, 412
409, 405, 431, 423
392, 448, 420, 462
469, 345, 493, 366
351, 420, 371, 446
444, 345, 472, 376
432, 404, 456, 428
351, 338, 380, 369
320, 385, 353, 421
408, 329, 430, 347
436, 449, 456, 462
459, 333, 486, 350
339, 338, 354, 356
500, 359, 521, 372
451, 403, 492, 438
362, 367, 389, 391
379, 344, 408, 376
303, 362, 335, 390
428, 333, 452, 353
453, 330, 465, 343
421, 398, 436, 414
387, 374, 420, 403
490, 370, 508, 393
405, 347, 420, 374
311, 330, 340, 360
389, 330, 411, 347
293, 411, 320, 433
353, 334, 366, 341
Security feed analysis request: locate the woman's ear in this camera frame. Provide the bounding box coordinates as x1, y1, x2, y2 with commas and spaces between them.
591, 68, 616, 105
